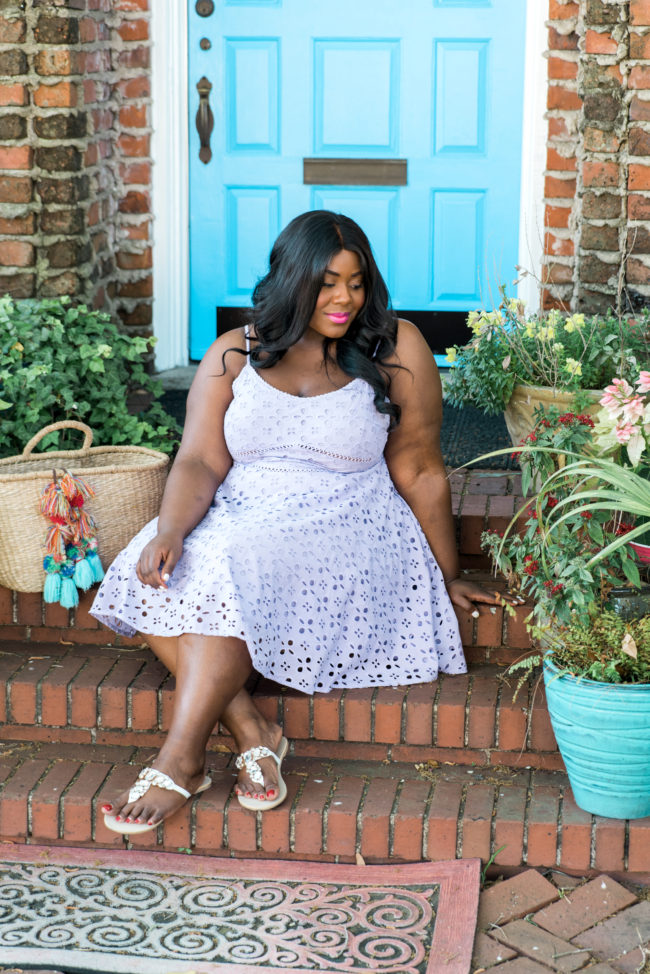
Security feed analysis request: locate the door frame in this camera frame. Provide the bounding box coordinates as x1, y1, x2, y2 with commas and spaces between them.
151, 0, 547, 370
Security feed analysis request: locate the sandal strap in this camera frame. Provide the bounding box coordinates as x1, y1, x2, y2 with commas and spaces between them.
127, 767, 191, 804
235, 745, 280, 788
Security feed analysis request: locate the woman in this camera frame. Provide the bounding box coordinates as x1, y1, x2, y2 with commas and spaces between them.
92, 210, 502, 834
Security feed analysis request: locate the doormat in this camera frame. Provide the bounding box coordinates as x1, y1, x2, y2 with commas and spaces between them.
0, 846, 480, 974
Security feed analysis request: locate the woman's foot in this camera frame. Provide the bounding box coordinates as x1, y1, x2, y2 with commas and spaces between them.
233, 719, 285, 803
102, 750, 208, 829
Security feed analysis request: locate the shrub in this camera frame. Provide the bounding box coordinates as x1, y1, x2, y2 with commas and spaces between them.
0, 295, 180, 457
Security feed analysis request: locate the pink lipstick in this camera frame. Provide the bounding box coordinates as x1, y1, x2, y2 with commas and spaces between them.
326, 313, 350, 323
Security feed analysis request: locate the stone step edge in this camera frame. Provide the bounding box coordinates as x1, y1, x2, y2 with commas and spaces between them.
1, 654, 556, 759
0, 742, 647, 876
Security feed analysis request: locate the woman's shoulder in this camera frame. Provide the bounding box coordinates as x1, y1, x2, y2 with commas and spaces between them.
199, 326, 251, 381
387, 318, 438, 372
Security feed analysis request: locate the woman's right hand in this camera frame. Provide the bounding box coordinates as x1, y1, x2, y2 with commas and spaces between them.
136, 532, 184, 589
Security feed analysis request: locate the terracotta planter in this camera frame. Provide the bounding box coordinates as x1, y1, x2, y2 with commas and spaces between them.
503, 384, 602, 448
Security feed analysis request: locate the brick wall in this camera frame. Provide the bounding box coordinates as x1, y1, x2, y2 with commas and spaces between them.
0, 0, 153, 335
544, 0, 650, 313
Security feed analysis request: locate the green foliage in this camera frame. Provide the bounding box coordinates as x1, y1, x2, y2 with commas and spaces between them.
0, 294, 180, 457
546, 611, 650, 684
444, 290, 649, 414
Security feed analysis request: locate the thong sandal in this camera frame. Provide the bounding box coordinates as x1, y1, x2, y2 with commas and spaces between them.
103, 766, 212, 835
235, 736, 289, 811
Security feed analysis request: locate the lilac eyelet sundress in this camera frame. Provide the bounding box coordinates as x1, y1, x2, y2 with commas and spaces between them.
91, 359, 466, 692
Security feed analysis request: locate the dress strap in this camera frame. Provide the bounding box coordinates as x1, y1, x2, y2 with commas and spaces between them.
244, 328, 251, 353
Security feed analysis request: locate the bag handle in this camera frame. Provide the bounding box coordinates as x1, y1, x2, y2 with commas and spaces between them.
22, 421, 94, 456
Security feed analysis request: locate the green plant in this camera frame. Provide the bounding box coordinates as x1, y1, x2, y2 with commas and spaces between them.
544, 611, 650, 684
0, 294, 180, 456
444, 289, 649, 415
481, 409, 642, 629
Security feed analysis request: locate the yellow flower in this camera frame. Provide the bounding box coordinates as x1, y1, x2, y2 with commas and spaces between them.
564, 357, 582, 377
564, 313, 585, 334
525, 324, 536, 339
12, 342, 24, 352
467, 311, 481, 334
445, 347, 457, 363
547, 309, 562, 327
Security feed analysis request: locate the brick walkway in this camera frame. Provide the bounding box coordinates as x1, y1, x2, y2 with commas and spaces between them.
473, 869, 650, 974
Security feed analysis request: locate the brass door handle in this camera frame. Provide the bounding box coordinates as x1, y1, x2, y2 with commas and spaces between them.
196, 76, 214, 165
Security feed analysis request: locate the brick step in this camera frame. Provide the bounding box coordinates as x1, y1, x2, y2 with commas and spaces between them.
1, 739, 648, 877
0, 640, 558, 769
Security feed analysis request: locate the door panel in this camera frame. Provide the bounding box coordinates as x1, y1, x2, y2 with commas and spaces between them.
189, 0, 526, 358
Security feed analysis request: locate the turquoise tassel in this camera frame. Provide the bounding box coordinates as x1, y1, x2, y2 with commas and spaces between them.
60, 576, 79, 609
43, 572, 62, 604
87, 551, 105, 583
73, 557, 94, 591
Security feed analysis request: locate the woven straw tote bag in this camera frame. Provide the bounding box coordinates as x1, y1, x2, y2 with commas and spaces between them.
0, 421, 169, 592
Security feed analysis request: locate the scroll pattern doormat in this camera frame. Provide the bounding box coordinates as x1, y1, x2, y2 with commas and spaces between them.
0, 846, 480, 974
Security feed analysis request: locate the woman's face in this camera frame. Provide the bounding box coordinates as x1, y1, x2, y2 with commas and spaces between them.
306, 249, 365, 340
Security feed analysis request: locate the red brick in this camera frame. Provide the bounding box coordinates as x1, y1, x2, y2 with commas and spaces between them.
404, 682, 434, 745
526, 784, 560, 867
75, 590, 100, 629
477, 869, 559, 930
0, 652, 25, 722
475, 606, 504, 647
9, 656, 56, 724
545, 233, 575, 257
491, 919, 591, 970
226, 790, 259, 852
435, 674, 468, 747
31, 760, 82, 840
0, 758, 50, 837
547, 85, 581, 111
467, 672, 497, 747
545, 204, 572, 229
40, 654, 87, 726
98, 657, 144, 728
536, 875, 638, 940
593, 816, 626, 872
43, 602, 70, 628
62, 761, 112, 842
560, 790, 592, 872
260, 773, 302, 855
359, 777, 398, 860
472, 931, 518, 970
69, 656, 116, 727
585, 28, 618, 53
628, 816, 650, 872
392, 778, 430, 860
493, 784, 527, 866
630, 64, 650, 89
0, 83, 27, 106
282, 690, 310, 739
583, 160, 620, 188
34, 82, 77, 108
0, 146, 32, 170
193, 772, 233, 853
505, 605, 533, 650
461, 782, 493, 860
629, 164, 650, 191
129, 658, 167, 731
293, 777, 332, 855
489, 961, 551, 973
497, 682, 529, 751
573, 902, 650, 966
343, 689, 372, 742
426, 778, 463, 861
325, 776, 365, 856
373, 686, 404, 743
545, 175, 577, 200
549, 0, 578, 16
0, 587, 12, 623
530, 685, 558, 751
312, 689, 342, 740
631, 30, 650, 58
631, 0, 650, 24
548, 56, 578, 80
16, 591, 42, 626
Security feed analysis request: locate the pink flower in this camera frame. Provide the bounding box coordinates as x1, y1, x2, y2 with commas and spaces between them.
623, 396, 645, 423
615, 422, 634, 444
637, 371, 650, 394
600, 378, 633, 416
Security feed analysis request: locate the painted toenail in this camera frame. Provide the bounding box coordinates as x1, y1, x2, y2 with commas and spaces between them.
115, 815, 121, 821
102, 804, 112, 811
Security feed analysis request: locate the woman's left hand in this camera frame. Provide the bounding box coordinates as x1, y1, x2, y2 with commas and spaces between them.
446, 578, 522, 616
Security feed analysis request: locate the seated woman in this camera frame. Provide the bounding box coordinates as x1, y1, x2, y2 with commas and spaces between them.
91, 210, 504, 834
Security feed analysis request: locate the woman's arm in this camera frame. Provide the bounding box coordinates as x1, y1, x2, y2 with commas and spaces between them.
136, 329, 246, 589
383, 320, 499, 613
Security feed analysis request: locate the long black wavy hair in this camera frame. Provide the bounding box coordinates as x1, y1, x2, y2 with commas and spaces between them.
237, 210, 401, 427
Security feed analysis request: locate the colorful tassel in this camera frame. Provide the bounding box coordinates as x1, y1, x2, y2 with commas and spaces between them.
39, 468, 102, 608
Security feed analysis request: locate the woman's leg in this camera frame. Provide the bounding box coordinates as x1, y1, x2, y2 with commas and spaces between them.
105, 634, 252, 826
135, 634, 285, 805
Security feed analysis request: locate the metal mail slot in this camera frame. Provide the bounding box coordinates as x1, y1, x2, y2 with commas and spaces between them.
303, 158, 407, 186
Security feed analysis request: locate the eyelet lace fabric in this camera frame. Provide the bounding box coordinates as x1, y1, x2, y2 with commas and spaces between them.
91, 363, 466, 692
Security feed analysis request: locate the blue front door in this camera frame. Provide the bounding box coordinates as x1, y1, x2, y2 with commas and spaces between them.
188, 0, 527, 360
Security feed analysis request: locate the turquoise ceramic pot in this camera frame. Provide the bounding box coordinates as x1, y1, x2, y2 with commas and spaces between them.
543, 656, 650, 820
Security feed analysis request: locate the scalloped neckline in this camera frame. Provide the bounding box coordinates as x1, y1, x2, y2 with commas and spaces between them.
244, 361, 363, 400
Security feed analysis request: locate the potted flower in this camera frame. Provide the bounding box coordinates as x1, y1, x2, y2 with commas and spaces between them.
479, 414, 650, 820
591, 372, 650, 565
444, 291, 649, 447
